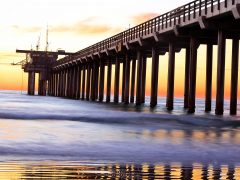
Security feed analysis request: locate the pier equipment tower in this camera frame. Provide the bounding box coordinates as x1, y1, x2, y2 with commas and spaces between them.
16, 49, 75, 96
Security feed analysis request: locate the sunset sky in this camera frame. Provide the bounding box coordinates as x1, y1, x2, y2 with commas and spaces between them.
0, 0, 238, 99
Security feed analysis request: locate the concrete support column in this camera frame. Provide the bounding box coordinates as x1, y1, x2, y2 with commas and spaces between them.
124, 54, 131, 104
61, 70, 65, 97
114, 57, 120, 103
69, 68, 72, 98
166, 43, 175, 110
82, 65, 86, 100
28, 71, 35, 95
230, 38, 239, 115
57, 72, 61, 96
76, 66, 81, 99
86, 64, 91, 101
141, 55, 147, 104
68, 68, 73, 98
63, 70, 67, 97
99, 60, 105, 102
58, 71, 62, 97
215, 29, 226, 115
184, 47, 190, 108
95, 62, 99, 100
150, 47, 159, 108
205, 44, 213, 112
136, 51, 143, 105
91, 63, 96, 101
130, 58, 136, 103
72, 67, 77, 99
106, 60, 112, 102
122, 60, 126, 103
52, 73, 56, 96
188, 37, 198, 113
54, 72, 58, 96
67, 68, 71, 98
72, 66, 76, 99
38, 71, 47, 96
48, 74, 52, 96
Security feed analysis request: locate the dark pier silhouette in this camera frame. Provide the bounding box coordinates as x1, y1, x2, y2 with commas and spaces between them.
18, 0, 240, 115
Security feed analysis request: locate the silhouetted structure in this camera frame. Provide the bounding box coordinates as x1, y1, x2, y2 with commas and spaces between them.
16, 49, 74, 96
21, 0, 240, 116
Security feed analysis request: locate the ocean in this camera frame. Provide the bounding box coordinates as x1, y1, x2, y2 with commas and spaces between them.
0, 90, 239, 179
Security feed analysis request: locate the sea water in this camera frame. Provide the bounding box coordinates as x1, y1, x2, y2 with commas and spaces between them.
0, 90, 239, 179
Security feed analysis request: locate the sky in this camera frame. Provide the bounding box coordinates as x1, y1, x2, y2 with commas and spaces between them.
0, 0, 238, 99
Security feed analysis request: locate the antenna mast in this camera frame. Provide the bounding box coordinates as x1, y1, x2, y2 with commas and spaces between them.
45, 25, 49, 52
36, 33, 41, 51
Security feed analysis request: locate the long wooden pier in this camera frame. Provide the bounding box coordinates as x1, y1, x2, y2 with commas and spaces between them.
22, 0, 240, 115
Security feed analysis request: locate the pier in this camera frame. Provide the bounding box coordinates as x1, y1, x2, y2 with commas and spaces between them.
18, 0, 240, 115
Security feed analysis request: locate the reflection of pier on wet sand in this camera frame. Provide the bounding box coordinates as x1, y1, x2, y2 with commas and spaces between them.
0, 161, 239, 179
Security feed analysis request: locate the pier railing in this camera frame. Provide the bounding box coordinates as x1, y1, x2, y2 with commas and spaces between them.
55, 0, 236, 66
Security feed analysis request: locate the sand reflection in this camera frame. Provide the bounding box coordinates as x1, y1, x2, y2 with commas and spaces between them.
0, 161, 238, 179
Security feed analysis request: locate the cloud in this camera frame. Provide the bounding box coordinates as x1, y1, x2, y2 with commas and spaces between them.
131, 12, 160, 25
11, 25, 41, 33
51, 17, 123, 35
0, 52, 21, 63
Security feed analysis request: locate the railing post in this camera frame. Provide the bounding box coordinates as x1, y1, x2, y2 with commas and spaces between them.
199, 0, 202, 16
